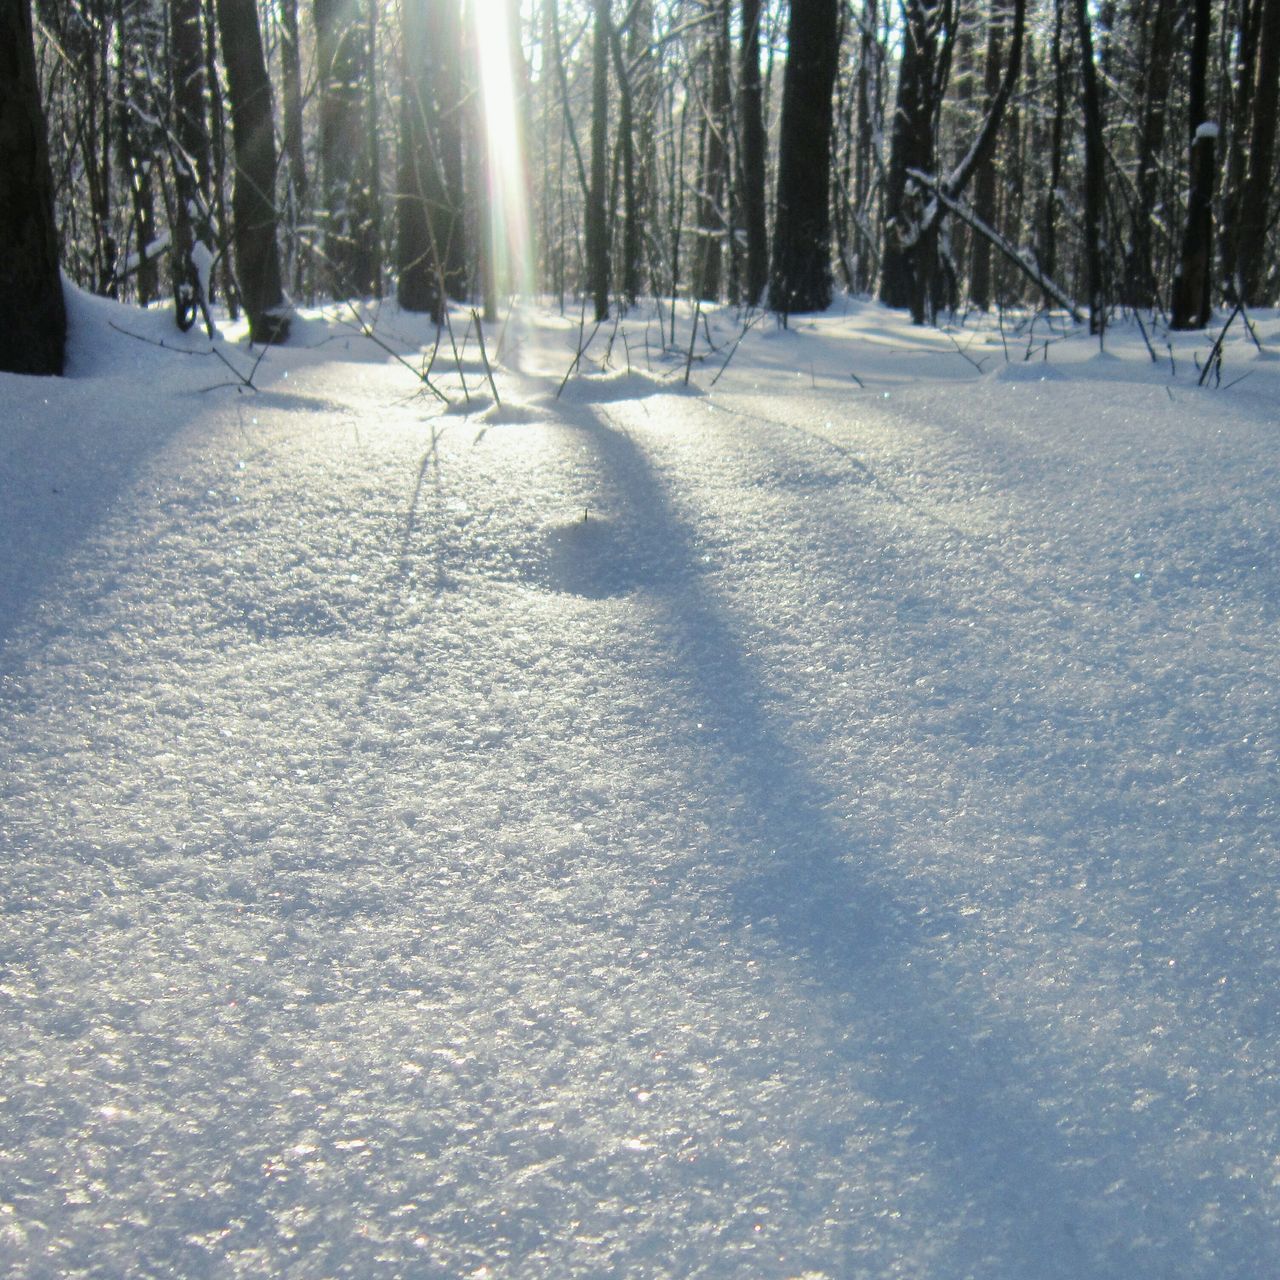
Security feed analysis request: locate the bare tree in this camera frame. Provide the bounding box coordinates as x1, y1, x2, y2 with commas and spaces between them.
216, 0, 290, 342
770, 0, 841, 314
738, 0, 768, 304
1234, 0, 1279, 304
1169, 0, 1214, 329
586, 0, 612, 319
315, 0, 377, 297
1, 0, 66, 375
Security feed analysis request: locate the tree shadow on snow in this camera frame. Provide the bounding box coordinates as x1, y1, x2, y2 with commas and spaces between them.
546, 399, 1183, 1280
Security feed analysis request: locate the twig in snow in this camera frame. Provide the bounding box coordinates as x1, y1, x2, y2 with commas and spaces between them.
556, 300, 601, 399
106, 320, 271, 391
947, 331, 988, 373
684, 298, 702, 386
1134, 310, 1158, 363
709, 310, 763, 387
471, 310, 501, 408
343, 302, 449, 403
1198, 304, 1240, 388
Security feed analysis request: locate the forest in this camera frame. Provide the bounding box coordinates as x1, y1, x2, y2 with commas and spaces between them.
2, 0, 1279, 371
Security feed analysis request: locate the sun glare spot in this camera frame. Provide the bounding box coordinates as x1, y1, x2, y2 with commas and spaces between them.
472, 0, 533, 309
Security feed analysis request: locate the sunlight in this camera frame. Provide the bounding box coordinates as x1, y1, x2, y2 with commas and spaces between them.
472, 0, 534, 310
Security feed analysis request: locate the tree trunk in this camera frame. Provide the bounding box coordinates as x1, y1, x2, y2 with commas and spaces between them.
586, 0, 611, 320
1123, 0, 1174, 309
696, 0, 731, 301
279, 0, 308, 292
430, 0, 468, 301
1170, 0, 1215, 329
880, 0, 943, 316
170, 0, 214, 330
852, 0, 882, 294
610, 24, 641, 304
770, 0, 840, 314
1038, 0, 1066, 298
1074, 0, 1106, 332
216, 0, 290, 342
739, 0, 768, 305
0, 0, 66, 375
396, 0, 444, 319
1236, 0, 1279, 304
969, 2, 1004, 310
315, 0, 377, 297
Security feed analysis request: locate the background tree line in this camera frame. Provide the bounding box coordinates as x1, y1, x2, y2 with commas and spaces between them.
4, 0, 1278, 375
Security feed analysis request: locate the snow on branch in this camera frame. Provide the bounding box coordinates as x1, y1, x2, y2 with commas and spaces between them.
906, 169, 1084, 322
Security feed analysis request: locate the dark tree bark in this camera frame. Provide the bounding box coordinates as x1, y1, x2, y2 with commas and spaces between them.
365, 0, 383, 298
170, 0, 214, 330
770, 0, 841, 314
1170, 0, 1214, 329
279, 0, 308, 290
880, 0, 945, 315
628, 0, 657, 299
215, 0, 290, 342
1123, 0, 1174, 309
851, 0, 883, 294
396, 0, 444, 319
884, 0, 1022, 322
586, 0, 611, 320
695, 0, 732, 300
1236, 0, 1280, 304
739, 0, 768, 305
116, 0, 164, 305
610, 23, 641, 304
969, 2, 1005, 310
1074, 0, 1106, 332
204, 0, 235, 312
430, 0, 468, 301
1038, 0, 1067, 297
315, 0, 377, 297
0, 0, 66, 375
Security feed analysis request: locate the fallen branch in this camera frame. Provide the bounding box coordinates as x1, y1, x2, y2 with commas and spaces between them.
344, 302, 449, 403
906, 170, 1084, 324
710, 309, 763, 387
107, 320, 267, 391
471, 309, 501, 408
1197, 304, 1240, 388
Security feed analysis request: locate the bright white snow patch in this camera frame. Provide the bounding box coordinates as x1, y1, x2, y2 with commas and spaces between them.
2, 288, 1278, 1278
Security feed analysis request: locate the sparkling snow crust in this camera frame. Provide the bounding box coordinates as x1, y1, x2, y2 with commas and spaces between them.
2, 291, 1278, 1278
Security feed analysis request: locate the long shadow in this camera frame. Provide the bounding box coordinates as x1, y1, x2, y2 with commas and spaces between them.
0, 392, 191, 657
544, 397, 1183, 1278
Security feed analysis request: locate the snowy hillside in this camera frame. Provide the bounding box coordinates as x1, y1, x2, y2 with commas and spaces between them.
2, 288, 1278, 1278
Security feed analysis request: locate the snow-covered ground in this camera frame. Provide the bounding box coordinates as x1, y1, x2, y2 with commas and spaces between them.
2, 287, 1277, 1278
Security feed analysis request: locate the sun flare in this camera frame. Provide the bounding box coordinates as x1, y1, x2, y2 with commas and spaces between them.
472, 0, 534, 306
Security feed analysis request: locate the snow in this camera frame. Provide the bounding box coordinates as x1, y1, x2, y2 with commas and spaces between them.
2, 287, 1279, 1278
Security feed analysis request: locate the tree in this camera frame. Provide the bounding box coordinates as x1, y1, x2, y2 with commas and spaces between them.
315, 0, 378, 297
170, 0, 215, 331
880, 0, 948, 317
1075, 0, 1106, 331
882, 0, 1025, 322
1169, 0, 1214, 329
1, 0, 66, 375
694, 0, 732, 300
1121, 0, 1175, 309
1235, 0, 1280, 304
215, 0, 290, 342
770, 0, 841, 314
738, 0, 768, 305
396, 0, 445, 318
585, 0, 611, 320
